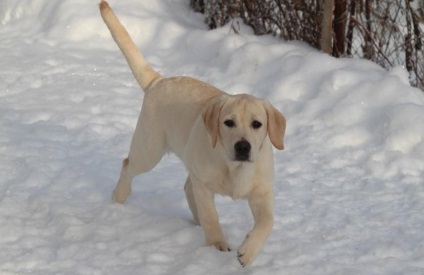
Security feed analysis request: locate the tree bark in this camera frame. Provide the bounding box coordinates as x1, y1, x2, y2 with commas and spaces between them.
333, 0, 347, 57
320, 0, 333, 54
346, 0, 356, 56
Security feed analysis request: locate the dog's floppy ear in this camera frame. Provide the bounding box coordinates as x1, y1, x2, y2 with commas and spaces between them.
264, 101, 286, 150
203, 99, 225, 148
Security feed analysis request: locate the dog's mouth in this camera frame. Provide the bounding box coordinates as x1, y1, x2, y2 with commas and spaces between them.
234, 153, 251, 162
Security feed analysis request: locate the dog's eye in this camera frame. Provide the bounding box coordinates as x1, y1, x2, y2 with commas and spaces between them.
252, 120, 262, 129
224, 119, 236, 128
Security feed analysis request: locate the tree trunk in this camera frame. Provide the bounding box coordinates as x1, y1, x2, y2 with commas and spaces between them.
346, 0, 356, 56
320, 0, 333, 54
333, 0, 347, 57
364, 0, 373, 60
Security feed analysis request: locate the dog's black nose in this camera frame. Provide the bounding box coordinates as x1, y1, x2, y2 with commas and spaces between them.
234, 140, 251, 161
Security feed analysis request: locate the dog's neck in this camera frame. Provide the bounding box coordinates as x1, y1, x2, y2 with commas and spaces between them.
226, 161, 256, 200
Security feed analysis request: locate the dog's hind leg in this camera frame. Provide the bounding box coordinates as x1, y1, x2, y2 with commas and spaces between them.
112, 158, 133, 203
184, 176, 199, 225
112, 117, 166, 203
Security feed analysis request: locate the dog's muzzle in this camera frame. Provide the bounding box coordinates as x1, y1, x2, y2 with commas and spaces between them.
234, 140, 251, 161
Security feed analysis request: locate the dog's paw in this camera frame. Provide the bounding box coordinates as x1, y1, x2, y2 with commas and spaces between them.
111, 186, 130, 203
210, 241, 231, 252
237, 237, 261, 267
237, 247, 255, 267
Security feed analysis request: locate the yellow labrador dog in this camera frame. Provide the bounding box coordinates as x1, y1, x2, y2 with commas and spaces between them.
100, 1, 286, 267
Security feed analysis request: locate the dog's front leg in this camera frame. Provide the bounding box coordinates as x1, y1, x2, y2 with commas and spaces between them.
237, 191, 274, 267
192, 181, 231, 252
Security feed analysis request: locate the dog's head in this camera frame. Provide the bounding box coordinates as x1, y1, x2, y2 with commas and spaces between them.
203, 94, 286, 163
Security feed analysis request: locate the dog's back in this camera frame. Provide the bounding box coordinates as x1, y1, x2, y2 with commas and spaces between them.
143, 76, 224, 157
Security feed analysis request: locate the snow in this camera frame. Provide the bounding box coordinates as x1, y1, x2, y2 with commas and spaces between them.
1, 0, 424, 273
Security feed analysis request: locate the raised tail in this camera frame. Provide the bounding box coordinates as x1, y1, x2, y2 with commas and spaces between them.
99, 1, 162, 91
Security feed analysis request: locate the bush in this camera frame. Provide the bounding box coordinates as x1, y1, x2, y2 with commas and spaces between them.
191, 0, 424, 90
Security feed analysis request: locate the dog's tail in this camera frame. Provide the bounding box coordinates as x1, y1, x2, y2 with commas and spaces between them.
99, 1, 162, 91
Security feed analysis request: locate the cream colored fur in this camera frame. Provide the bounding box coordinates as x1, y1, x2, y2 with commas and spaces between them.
100, 1, 286, 267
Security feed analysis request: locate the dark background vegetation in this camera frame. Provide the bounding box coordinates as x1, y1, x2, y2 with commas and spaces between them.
190, 0, 424, 91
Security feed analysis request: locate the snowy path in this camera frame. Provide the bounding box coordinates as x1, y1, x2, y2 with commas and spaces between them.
1, 0, 424, 274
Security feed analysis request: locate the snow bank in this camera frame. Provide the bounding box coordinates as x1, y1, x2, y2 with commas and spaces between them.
1, 0, 424, 274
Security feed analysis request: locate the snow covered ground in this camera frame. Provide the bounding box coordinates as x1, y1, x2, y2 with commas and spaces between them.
1, 0, 424, 274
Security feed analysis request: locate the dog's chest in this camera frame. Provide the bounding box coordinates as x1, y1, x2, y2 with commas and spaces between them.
215, 164, 256, 200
